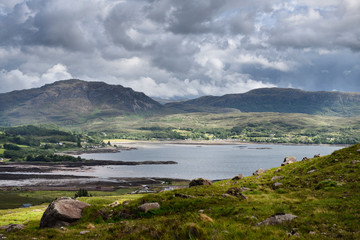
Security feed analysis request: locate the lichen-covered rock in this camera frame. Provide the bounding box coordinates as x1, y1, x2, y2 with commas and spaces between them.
253, 168, 265, 176
189, 178, 212, 187
138, 202, 160, 213
40, 197, 90, 228
256, 213, 297, 226
281, 156, 297, 166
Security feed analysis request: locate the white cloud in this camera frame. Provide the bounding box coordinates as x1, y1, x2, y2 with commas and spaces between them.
0, 64, 72, 92
0, 0, 359, 98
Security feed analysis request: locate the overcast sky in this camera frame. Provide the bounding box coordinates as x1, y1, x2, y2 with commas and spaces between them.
0, 0, 359, 99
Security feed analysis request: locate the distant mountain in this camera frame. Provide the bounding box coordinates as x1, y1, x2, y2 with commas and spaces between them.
0, 79, 163, 125
166, 88, 360, 117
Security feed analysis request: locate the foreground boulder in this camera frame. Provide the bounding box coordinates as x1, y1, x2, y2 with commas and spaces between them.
281, 156, 297, 166
40, 197, 90, 228
256, 213, 297, 226
138, 202, 160, 213
189, 178, 212, 187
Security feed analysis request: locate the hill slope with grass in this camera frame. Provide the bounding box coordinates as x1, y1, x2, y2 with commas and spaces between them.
0, 79, 163, 126
1, 143, 359, 239
166, 88, 360, 117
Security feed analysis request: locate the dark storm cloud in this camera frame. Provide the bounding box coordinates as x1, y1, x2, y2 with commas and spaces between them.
0, 0, 359, 98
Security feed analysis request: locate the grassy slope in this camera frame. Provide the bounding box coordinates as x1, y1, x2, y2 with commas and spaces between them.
1, 144, 359, 239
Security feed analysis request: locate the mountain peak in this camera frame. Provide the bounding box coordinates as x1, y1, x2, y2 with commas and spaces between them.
0, 79, 162, 126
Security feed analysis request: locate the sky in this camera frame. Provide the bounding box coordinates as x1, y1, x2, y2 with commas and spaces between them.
0, 0, 359, 99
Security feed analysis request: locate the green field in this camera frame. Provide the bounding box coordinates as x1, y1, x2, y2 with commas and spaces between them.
0, 143, 359, 239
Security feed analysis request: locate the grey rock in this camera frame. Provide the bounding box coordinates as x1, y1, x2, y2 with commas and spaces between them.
256, 213, 297, 226
271, 176, 283, 181
313, 154, 321, 158
189, 178, 212, 187
281, 156, 297, 166
232, 174, 243, 180
79, 231, 90, 235
226, 187, 248, 199
307, 169, 316, 174
40, 197, 90, 228
0, 224, 25, 232
273, 182, 283, 189
253, 168, 265, 176
138, 202, 160, 213
174, 193, 196, 199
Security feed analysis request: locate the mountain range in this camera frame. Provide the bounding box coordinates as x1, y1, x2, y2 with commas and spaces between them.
166, 88, 360, 117
0, 79, 359, 126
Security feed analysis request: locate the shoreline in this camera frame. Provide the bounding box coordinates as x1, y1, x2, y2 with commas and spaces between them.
0, 175, 189, 191
107, 139, 349, 147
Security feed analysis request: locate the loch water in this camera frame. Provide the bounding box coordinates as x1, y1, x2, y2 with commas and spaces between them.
81, 143, 342, 180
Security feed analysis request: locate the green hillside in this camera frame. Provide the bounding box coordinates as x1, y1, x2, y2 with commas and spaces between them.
1, 143, 359, 239
79, 112, 360, 144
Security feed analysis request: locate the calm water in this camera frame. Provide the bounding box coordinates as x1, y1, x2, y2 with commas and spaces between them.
80, 143, 342, 180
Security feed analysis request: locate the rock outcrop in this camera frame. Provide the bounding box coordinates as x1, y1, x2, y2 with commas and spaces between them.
40, 197, 90, 228
256, 213, 297, 226
232, 174, 243, 180
189, 178, 212, 187
281, 156, 297, 166
271, 176, 283, 181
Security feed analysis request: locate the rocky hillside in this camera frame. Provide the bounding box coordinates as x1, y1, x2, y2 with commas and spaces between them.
0, 79, 163, 125
166, 88, 360, 117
